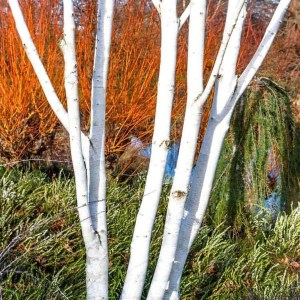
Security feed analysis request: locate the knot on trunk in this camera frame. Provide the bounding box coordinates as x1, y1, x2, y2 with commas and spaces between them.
172, 190, 187, 199
159, 139, 170, 149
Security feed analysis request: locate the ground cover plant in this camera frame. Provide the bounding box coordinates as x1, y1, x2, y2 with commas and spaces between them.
0, 168, 299, 299
1, 78, 299, 300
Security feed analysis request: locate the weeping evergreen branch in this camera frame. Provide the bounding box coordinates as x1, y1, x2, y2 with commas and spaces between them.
209, 79, 300, 230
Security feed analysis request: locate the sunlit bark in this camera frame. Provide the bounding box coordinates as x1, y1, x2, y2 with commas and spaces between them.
87, 0, 114, 297
146, 1, 206, 298
121, 2, 182, 298
61, 1, 107, 299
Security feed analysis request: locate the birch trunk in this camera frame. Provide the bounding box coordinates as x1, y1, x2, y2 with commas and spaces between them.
61, 1, 105, 299
165, 90, 236, 300
120, 1, 179, 299
165, 0, 291, 298
87, 0, 114, 297
164, 0, 246, 295
146, 1, 206, 298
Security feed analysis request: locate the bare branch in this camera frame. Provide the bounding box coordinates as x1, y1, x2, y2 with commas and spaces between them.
152, 0, 161, 14
179, 3, 191, 30
7, 0, 90, 161
7, 0, 68, 132
218, 0, 292, 121
192, 0, 247, 109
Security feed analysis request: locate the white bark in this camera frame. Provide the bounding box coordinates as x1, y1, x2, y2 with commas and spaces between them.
8, 0, 68, 130
7, 0, 90, 161
146, 1, 206, 298
179, 3, 191, 30
152, 0, 161, 14
121, 1, 183, 299
164, 0, 246, 294
165, 0, 291, 298
220, 0, 292, 119
61, 1, 105, 299
87, 0, 114, 298
191, 0, 247, 110
186, 0, 291, 251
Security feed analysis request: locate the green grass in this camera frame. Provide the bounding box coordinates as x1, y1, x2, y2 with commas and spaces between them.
0, 167, 299, 299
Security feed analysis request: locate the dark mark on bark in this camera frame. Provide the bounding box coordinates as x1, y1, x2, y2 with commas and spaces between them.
172, 190, 186, 198
159, 140, 170, 149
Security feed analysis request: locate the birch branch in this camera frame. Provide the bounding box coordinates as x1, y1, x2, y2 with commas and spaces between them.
7, 0, 90, 160
152, 0, 161, 15
147, 1, 206, 298
218, 0, 292, 121
178, 3, 191, 30
192, 0, 247, 109
61, 0, 90, 235
8, 0, 68, 131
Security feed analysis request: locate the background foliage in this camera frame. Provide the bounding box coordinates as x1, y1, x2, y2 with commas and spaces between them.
209, 79, 299, 226
1, 0, 298, 161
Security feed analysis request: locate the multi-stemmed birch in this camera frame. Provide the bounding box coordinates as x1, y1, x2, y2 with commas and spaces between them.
8, 0, 114, 299
121, 2, 190, 299
59, 1, 106, 298
7, 0, 291, 299
147, 1, 247, 298
164, 0, 247, 297
146, 0, 206, 297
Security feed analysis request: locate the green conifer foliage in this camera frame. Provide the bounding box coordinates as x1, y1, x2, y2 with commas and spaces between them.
209, 78, 300, 230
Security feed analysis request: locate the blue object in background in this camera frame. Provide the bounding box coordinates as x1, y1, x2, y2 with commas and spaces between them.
139, 143, 180, 180
130, 139, 283, 218
164, 143, 179, 180
130, 137, 180, 180
263, 191, 281, 219
255, 147, 283, 218
138, 145, 151, 158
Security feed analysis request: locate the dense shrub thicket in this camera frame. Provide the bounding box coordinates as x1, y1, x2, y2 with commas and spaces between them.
0, 168, 299, 299
1, 0, 298, 161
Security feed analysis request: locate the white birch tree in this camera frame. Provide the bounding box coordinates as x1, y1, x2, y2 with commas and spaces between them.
147, 1, 247, 298
7, 0, 291, 299
121, 2, 191, 299
8, 0, 114, 299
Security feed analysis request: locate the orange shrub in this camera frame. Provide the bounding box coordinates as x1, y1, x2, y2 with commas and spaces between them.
0, 0, 64, 160
1, 0, 295, 163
